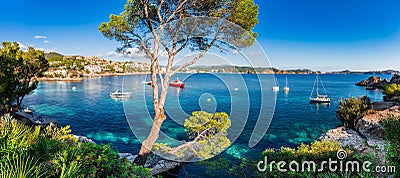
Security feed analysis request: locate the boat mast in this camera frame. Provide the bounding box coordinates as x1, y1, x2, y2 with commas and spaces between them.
316, 74, 319, 96
285, 77, 288, 87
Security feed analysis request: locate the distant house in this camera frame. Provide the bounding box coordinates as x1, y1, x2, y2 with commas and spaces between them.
84, 65, 102, 74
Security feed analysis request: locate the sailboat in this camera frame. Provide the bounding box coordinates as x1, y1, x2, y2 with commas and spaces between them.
272, 77, 279, 91
283, 77, 289, 92
110, 89, 132, 98
310, 74, 330, 103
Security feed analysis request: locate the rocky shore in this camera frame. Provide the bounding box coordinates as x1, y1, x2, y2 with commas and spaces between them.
355, 73, 400, 89
320, 102, 400, 165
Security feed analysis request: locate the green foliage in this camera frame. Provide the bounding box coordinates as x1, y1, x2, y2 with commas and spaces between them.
0, 153, 48, 178
0, 114, 152, 177
184, 111, 231, 139
0, 42, 49, 113
337, 96, 371, 129
196, 156, 231, 175
383, 84, 400, 97
383, 116, 400, 177
99, 0, 259, 54
156, 111, 232, 161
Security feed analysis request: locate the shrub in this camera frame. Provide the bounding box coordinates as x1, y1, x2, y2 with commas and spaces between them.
383, 84, 400, 97
337, 96, 371, 129
0, 114, 152, 177
382, 116, 400, 177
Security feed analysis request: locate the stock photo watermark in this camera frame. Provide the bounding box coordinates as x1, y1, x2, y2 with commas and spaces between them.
257, 150, 396, 174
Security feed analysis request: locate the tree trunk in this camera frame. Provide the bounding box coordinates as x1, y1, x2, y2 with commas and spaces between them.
134, 108, 166, 165
134, 54, 169, 166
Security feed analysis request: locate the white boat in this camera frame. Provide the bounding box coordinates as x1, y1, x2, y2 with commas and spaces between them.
310, 74, 330, 103
283, 77, 290, 92
272, 77, 279, 91
110, 89, 132, 98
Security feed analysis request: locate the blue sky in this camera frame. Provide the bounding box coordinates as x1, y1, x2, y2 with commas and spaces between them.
1, 0, 399, 71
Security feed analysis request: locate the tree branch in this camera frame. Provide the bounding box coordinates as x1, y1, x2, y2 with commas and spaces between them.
165, 0, 188, 24
171, 37, 218, 75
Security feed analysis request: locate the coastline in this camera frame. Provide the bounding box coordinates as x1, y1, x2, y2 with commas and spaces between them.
37, 72, 150, 82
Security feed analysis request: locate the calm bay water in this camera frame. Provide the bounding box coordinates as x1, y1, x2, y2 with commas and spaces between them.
24, 73, 390, 173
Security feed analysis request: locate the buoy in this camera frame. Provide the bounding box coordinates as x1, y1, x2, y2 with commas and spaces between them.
72, 87, 77, 91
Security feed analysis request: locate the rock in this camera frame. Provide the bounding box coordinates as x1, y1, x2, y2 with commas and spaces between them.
118, 153, 137, 162
384, 95, 400, 102
356, 74, 400, 90
355, 115, 386, 140
355, 76, 385, 88
320, 126, 369, 153
150, 159, 181, 175
390, 73, 400, 84
118, 153, 182, 176
372, 101, 397, 111
73, 135, 95, 144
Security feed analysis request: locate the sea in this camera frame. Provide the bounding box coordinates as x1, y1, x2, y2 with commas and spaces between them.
24, 73, 392, 176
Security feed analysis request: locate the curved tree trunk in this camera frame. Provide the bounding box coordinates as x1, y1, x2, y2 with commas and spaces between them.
133, 110, 166, 165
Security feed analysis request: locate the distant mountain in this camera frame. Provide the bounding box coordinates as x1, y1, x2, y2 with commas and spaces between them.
326, 70, 399, 74
184, 65, 399, 74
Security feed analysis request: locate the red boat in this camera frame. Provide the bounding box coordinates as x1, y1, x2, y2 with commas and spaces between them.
169, 79, 185, 88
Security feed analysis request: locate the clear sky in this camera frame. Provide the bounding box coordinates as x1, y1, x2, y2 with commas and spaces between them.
1, 0, 399, 71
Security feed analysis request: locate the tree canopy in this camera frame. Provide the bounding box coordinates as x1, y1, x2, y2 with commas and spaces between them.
154, 111, 232, 162
99, 0, 258, 55
0, 42, 49, 113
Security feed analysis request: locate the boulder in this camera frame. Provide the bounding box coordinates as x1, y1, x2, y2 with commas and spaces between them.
118, 153, 182, 176
73, 135, 95, 144
356, 74, 400, 90
320, 126, 369, 153
355, 76, 389, 89
390, 73, 400, 84
355, 113, 386, 140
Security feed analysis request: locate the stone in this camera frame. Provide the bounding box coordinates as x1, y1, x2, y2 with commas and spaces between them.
320, 126, 369, 153
118, 153, 182, 176
390, 73, 400, 84
73, 135, 96, 144
355, 76, 386, 88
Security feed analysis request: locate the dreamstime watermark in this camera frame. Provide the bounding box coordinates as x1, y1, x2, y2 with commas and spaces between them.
257, 150, 396, 173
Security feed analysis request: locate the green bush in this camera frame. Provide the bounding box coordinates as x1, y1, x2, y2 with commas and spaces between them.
337, 96, 371, 129
382, 116, 400, 177
383, 84, 400, 97
0, 114, 152, 177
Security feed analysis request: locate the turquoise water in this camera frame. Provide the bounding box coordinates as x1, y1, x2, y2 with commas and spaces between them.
24, 74, 390, 172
